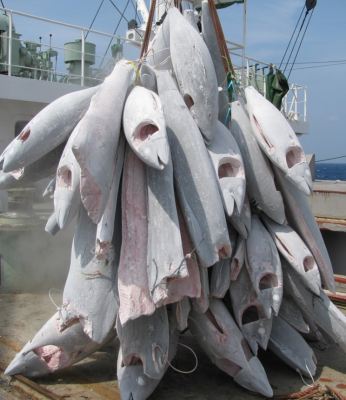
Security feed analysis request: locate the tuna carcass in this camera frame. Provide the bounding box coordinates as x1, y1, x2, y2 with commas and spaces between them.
146, 152, 188, 305
231, 99, 285, 224
207, 121, 246, 217
244, 86, 312, 195
5, 311, 116, 377
0, 141, 65, 190
72, 60, 134, 223
54, 125, 81, 229
0, 86, 98, 173
201, 0, 230, 124
59, 203, 120, 344
169, 7, 219, 142
116, 306, 169, 380
262, 215, 321, 295
275, 166, 335, 292
123, 86, 169, 170
268, 316, 317, 378
117, 309, 179, 400
246, 215, 283, 315
157, 69, 231, 268
118, 147, 155, 325
189, 299, 273, 397
230, 266, 273, 355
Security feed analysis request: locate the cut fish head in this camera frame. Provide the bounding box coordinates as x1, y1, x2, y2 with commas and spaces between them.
234, 356, 273, 397
123, 86, 170, 170
117, 350, 161, 400
241, 305, 273, 353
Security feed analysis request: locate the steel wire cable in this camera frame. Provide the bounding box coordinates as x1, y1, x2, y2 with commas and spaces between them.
279, 4, 305, 70
287, 8, 315, 79
85, 0, 105, 39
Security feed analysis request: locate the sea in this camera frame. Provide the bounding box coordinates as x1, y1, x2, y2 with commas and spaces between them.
315, 163, 346, 181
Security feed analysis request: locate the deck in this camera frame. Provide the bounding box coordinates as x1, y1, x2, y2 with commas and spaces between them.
0, 293, 345, 400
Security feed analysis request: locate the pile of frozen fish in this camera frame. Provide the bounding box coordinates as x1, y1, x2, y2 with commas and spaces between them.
3, 4, 346, 399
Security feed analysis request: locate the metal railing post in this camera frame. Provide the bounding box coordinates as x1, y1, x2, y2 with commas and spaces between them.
8, 10, 12, 76
81, 29, 85, 86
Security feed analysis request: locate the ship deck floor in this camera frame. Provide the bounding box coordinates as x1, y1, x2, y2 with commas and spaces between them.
0, 293, 345, 400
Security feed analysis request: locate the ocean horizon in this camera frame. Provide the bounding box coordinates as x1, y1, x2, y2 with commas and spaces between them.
315, 163, 346, 181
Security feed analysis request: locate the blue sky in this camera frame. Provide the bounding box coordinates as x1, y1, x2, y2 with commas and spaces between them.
3, 0, 346, 161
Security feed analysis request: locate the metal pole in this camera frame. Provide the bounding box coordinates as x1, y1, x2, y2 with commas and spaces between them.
241, 0, 247, 86
8, 10, 12, 76
81, 30, 85, 87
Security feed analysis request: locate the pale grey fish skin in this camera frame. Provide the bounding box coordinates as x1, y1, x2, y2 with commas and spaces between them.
117, 309, 179, 400
123, 86, 170, 170
207, 121, 246, 216
183, 9, 199, 31
230, 235, 245, 281
42, 177, 56, 198
274, 166, 335, 292
210, 258, 231, 299
174, 297, 191, 331
261, 214, 321, 295
229, 195, 251, 239
146, 153, 188, 305
269, 315, 316, 378
118, 148, 155, 325
246, 215, 283, 315
201, 0, 230, 124
0, 86, 98, 173
95, 135, 125, 247
45, 213, 60, 236
4, 311, 116, 377
283, 264, 346, 353
279, 296, 310, 334
169, 7, 219, 142
192, 265, 210, 313
140, 63, 157, 92
157, 70, 231, 268
72, 60, 134, 224
244, 86, 312, 195
189, 299, 273, 397
116, 306, 169, 380
231, 100, 286, 224
0, 141, 65, 190
61, 205, 120, 344
146, 16, 172, 70
54, 124, 81, 230
230, 266, 272, 355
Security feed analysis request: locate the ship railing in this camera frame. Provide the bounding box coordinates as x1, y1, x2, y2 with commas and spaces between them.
0, 7, 135, 87
227, 42, 308, 132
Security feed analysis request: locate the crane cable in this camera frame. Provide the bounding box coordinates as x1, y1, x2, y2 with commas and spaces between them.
279, 1, 316, 78
279, 4, 305, 70
0, 0, 5, 9
99, 0, 130, 68
85, 0, 105, 39
287, 7, 315, 79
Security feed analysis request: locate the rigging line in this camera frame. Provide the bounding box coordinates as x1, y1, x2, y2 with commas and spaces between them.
316, 155, 346, 163
283, 7, 310, 74
287, 8, 315, 79
0, 0, 4, 8
107, 0, 143, 37
85, 0, 105, 40
279, 4, 305, 70
99, 0, 130, 68
275, 59, 346, 65
292, 61, 346, 70
130, 0, 140, 24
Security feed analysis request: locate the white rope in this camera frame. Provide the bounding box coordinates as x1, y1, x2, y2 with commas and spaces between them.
167, 343, 199, 375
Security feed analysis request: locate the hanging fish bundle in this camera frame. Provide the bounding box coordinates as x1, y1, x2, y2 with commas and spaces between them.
3, 3, 346, 400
